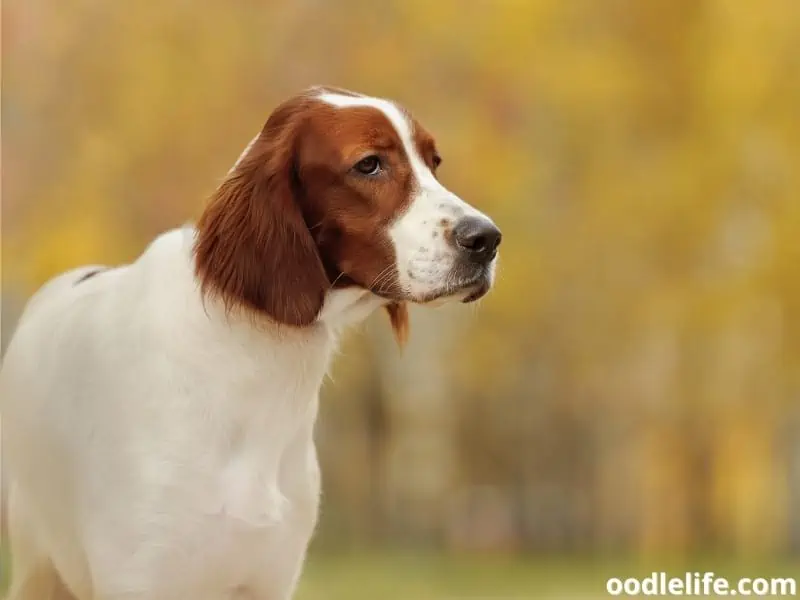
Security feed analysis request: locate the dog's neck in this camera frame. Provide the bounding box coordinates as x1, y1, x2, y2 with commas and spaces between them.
317, 287, 389, 333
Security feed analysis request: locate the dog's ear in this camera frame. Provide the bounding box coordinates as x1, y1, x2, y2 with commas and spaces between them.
195, 99, 329, 326
385, 302, 409, 348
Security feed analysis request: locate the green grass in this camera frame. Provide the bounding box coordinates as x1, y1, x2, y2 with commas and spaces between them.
297, 553, 557, 599
1, 548, 796, 599
295, 553, 800, 600
0, 544, 8, 595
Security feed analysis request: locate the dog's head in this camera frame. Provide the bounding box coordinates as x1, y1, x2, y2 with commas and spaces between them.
195, 87, 501, 342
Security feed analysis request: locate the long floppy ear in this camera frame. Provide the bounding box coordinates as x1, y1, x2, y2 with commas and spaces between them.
194, 100, 329, 326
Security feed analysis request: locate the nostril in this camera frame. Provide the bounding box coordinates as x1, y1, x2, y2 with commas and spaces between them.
462, 234, 488, 253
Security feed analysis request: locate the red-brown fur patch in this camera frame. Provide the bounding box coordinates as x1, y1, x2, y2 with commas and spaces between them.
194, 95, 329, 326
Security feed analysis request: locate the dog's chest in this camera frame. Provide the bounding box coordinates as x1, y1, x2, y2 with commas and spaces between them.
158, 424, 321, 597
209, 419, 317, 528
133, 339, 328, 596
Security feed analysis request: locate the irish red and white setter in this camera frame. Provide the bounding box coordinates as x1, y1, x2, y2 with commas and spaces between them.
1, 86, 501, 600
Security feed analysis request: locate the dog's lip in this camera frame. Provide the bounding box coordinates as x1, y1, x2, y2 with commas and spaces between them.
461, 283, 490, 303
456, 267, 494, 300
407, 273, 491, 305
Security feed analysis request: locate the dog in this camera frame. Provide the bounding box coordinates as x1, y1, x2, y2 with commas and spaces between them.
0, 86, 501, 600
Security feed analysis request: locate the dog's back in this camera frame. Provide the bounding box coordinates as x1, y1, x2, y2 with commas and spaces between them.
2, 265, 114, 600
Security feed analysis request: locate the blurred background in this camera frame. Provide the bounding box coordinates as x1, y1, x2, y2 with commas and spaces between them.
3, 0, 800, 597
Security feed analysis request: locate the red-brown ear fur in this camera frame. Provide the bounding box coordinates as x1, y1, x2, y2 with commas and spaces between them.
385, 302, 409, 348
194, 101, 329, 326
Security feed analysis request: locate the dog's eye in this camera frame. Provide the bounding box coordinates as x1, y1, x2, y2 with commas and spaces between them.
353, 156, 382, 176
432, 154, 442, 170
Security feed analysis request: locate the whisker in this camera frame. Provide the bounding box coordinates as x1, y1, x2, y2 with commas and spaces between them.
368, 265, 395, 293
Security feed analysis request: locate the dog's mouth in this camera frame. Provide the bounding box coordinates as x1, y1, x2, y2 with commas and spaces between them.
345, 261, 495, 307
461, 279, 491, 303
410, 269, 494, 306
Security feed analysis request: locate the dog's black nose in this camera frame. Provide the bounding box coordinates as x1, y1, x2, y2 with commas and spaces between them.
453, 216, 502, 263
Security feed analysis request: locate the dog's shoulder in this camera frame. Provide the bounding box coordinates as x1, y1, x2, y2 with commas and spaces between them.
11, 227, 197, 340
